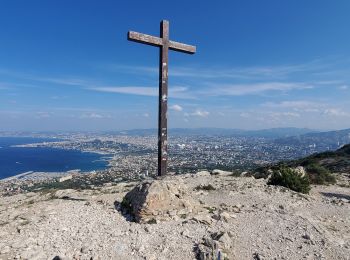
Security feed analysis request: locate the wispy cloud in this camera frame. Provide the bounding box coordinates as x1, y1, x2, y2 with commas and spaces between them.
88, 81, 328, 99
237, 110, 302, 125
102, 59, 336, 80
262, 100, 323, 112
185, 109, 210, 118
201, 82, 313, 96
170, 104, 183, 112
35, 112, 52, 118
90, 86, 157, 96
80, 112, 111, 119
32, 77, 87, 86
89, 86, 196, 99
323, 108, 350, 117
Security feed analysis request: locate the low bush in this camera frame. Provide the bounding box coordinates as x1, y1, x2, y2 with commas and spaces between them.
268, 166, 311, 194
195, 184, 216, 191
305, 163, 336, 185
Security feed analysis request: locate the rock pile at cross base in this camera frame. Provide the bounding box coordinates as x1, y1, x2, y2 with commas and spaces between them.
122, 177, 203, 223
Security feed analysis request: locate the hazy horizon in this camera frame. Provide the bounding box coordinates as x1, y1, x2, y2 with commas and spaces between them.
1, 126, 349, 134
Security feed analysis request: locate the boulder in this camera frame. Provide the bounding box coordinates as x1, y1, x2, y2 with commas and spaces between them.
211, 169, 232, 176
196, 171, 211, 177
122, 177, 202, 223
197, 232, 234, 260
294, 166, 306, 177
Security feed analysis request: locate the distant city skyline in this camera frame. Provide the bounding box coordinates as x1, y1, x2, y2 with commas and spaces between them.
1, 1, 350, 131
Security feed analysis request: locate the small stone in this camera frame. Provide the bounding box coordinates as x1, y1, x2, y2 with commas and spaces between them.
181, 229, 191, 238
81, 246, 88, 253
232, 206, 241, 213
191, 215, 213, 225
218, 232, 232, 249
253, 252, 265, 260
220, 211, 231, 222
196, 171, 211, 177
0, 246, 11, 254
302, 233, 312, 240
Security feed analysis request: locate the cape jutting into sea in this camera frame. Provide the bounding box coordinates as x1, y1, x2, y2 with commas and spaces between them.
0, 137, 110, 179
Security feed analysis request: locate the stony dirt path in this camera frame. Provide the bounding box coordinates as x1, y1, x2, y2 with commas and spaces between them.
0, 174, 349, 259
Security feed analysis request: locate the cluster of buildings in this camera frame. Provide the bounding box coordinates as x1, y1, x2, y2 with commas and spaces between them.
18, 133, 329, 176
1, 131, 338, 195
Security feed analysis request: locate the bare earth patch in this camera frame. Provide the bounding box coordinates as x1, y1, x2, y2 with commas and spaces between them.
0, 173, 349, 259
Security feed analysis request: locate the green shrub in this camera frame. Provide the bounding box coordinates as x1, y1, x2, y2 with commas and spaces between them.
195, 184, 216, 191
305, 163, 336, 185
147, 218, 157, 224
268, 167, 311, 194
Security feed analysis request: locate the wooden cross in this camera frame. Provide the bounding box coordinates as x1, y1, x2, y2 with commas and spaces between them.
128, 20, 196, 176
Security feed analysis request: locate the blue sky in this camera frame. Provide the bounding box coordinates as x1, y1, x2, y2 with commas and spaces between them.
0, 0, 350, 131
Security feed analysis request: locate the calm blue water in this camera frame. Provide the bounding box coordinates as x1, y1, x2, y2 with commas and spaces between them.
0, 137, 110, 179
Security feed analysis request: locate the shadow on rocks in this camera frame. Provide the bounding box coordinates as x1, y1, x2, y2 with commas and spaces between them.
114, 200, 135, 222
60, 196, 86, 201
321, 192, 350, 201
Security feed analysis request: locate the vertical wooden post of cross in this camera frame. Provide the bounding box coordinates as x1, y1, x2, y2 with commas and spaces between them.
158, 20, 169, 177
128, 20, 196, 176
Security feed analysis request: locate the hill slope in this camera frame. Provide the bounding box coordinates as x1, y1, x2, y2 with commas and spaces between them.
255, 144, 350, 187
289, 144, 350, 174
274, 128, 350, 151
0, 173, 349, 259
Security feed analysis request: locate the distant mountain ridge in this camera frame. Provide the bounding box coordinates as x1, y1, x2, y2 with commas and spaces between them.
274, 128, 350, 151
116, 127, 318, 138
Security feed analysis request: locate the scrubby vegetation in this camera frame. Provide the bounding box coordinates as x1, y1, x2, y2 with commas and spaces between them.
305, 163, 336, 185
254, 144, 350, 186
195, 184, 216, 191
268, 167, 311, 194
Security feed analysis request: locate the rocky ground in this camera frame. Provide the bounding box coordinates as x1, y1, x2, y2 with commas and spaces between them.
0, 172, 349, 260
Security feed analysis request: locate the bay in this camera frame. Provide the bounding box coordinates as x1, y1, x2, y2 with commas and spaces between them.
0, 137, 110, 179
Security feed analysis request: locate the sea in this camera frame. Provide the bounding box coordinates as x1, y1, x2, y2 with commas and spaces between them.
0, 137, 110, 179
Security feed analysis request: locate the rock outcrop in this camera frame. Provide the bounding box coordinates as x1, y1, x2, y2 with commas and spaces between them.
1, 172, 349, 259
122, 177, 202, 223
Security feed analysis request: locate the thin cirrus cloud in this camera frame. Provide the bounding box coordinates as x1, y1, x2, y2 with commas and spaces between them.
185, 109, 210, 118
262, 101, 350, 117
89, 82, 314, 99
0, 68, 89, 87
89, 86, 196, 99
80, 112, 111, 119
200, 82, 313, 96
105, 59, 336, 80
262, 100, 324, 111
90, 86, 157, 96
323, 108, 350, 117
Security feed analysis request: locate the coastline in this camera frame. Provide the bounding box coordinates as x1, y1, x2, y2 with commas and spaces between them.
1, 171, 34, 181
0, 169, 84, 182
1, 137, 113, 181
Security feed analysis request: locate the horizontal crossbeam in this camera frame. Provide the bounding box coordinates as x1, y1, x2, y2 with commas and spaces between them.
128, 31, 163, 47
128, 31, 196, 54
169, 40, 196, 54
